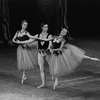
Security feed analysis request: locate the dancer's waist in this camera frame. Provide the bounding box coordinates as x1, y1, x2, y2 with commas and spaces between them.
38, 49, 49, 54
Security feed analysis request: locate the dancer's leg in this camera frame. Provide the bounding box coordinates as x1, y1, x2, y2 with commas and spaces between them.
52, 76, 54, 81
83, 55, 99, 61
37, 53, 46, 88
21, 70, 27, 84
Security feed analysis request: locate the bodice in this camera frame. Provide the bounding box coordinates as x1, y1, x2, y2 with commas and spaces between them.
52, 41, 61, 49
38, 34, 49, 50
15, 35, 29, 41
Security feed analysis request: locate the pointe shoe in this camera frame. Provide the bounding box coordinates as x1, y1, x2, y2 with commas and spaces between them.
53, 80, 58, 90
91, 58, 100, 61
21, 78, 24, 84
21, 76, 27, 84
37, 84, 46, 89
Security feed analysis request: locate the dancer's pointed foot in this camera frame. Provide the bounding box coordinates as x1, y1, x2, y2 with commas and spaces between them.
37, 84, 46, 89
53, 79, 58, 90
91, 58, 100, 61
21, 76, 27, 84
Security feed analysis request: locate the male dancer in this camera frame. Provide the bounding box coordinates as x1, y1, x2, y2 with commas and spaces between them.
36, 23, 53, 88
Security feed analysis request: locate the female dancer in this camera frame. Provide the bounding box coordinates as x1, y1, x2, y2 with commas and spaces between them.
12, 20, 38, 84
47, 28, 100, 90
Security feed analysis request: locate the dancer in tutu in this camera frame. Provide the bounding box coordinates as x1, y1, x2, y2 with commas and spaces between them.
47, 28, 100, 90
12, 20, 38, 84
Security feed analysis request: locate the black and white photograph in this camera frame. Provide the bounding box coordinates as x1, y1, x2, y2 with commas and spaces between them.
0, 0, 100, 100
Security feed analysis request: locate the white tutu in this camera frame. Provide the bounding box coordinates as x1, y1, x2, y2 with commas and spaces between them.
17, 41, 38, 70
46, 43, 86, 77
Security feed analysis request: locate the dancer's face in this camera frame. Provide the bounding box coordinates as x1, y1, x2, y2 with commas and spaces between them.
22, 22, 28, 30
42, 24, 48, 33
60, 29, 67, 36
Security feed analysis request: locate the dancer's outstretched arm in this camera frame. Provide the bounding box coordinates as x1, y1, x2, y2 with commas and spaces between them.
31, 34, 38, 39
83, 55, 100, 61
37, 37, 54, 41
18, 38, 35, 44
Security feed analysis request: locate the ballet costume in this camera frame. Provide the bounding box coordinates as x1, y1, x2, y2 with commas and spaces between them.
47, 38, 85, 77
15, 32, 38, 83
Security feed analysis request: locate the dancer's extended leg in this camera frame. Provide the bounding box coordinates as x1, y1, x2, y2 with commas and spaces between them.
83, 55, 100, 61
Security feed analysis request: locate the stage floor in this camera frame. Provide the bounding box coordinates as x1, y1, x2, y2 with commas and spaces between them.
0, 39, 100, 100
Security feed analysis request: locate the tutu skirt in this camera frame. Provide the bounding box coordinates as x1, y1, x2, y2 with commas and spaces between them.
46, 43, 86, 77
17, 41, 38, 70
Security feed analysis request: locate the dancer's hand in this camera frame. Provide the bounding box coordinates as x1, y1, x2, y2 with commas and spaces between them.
49, 49, 54, 53
23, 44, 27, 47
50, 48, 62, 53
16, 40, 20, 44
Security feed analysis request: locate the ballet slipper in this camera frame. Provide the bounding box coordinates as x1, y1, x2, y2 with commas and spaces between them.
53, 79, 58, 90
21, 75, 27, 84
90, 58, 100, 61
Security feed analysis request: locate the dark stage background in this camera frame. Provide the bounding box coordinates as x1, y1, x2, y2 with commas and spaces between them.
8, 0, 100, 39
